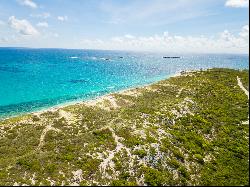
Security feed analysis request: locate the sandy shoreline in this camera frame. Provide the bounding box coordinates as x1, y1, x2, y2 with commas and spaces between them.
0, 70, 195, 121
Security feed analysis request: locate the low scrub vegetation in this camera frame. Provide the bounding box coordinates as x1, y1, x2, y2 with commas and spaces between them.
0, 68, 248, 186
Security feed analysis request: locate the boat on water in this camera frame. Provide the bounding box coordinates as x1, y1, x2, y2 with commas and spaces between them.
163, 56, 181, 59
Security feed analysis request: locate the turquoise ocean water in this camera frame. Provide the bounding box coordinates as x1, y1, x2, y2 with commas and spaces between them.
0, 48, 249, 119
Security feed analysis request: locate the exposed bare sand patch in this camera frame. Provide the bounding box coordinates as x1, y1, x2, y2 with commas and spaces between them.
176, 88, 184, 98
69, 169, 83, 186
58, 109, 76, 124
172, 70, 197, 78
46, 177, 56, 186
132, 129, 147, 139
120, 88, 143, 97
85, 95, 119, 111
171, 97, 195, 118
242, 120, 249, 125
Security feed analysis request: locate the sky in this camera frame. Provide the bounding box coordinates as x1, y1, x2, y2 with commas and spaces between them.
0, 0, 249, 54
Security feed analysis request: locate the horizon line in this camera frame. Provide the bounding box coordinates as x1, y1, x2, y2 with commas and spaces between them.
0, 46, 249, 56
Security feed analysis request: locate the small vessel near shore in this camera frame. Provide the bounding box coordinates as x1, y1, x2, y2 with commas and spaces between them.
163, 56, 181, 59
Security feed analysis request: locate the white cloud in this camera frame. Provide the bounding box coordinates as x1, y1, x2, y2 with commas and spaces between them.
0, 37, 9, 43
104, 18, 123, 25
30, 12, 51, 19
239, 25, 249, 38
100, 0, 217, 26
53, 33, 59, 37
57, 16, 68, 22
124, 34, 135, 39
225, 0, 249, 8
0, 20, 5, 26
80, 25, 249, 54
37, 22, 48, 27
8, 16, 39, 36
18, 0, 37, 9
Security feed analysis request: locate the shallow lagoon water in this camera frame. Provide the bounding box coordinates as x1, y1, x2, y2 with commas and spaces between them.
0, 48, 249, 119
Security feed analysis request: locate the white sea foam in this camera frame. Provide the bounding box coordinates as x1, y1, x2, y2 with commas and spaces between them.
70, 56, 78, 59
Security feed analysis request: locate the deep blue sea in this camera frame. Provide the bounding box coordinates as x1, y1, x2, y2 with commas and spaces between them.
0, 48, 249, 119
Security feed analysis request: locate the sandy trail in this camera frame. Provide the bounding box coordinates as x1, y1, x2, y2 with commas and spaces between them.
98, 127, 133, 179
237, 76, 249, 125
237, 76, 249, 99
37, 124, 61, 151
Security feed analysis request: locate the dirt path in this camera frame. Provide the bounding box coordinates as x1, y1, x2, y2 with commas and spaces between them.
98, 127, 133, 179
237, 76, 249, 125
37, 124, 61, 151
237, 76, 249, 99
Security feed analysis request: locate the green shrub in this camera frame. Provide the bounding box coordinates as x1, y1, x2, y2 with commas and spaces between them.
134, 149, 147, 158
169, 159, 181, 169
194, 154, 204, 164
44, 163, 57, 173
143, 167, 167, 186
16, 158, 40, 171
178, 166, 190, 179
93, 128, 112, 141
